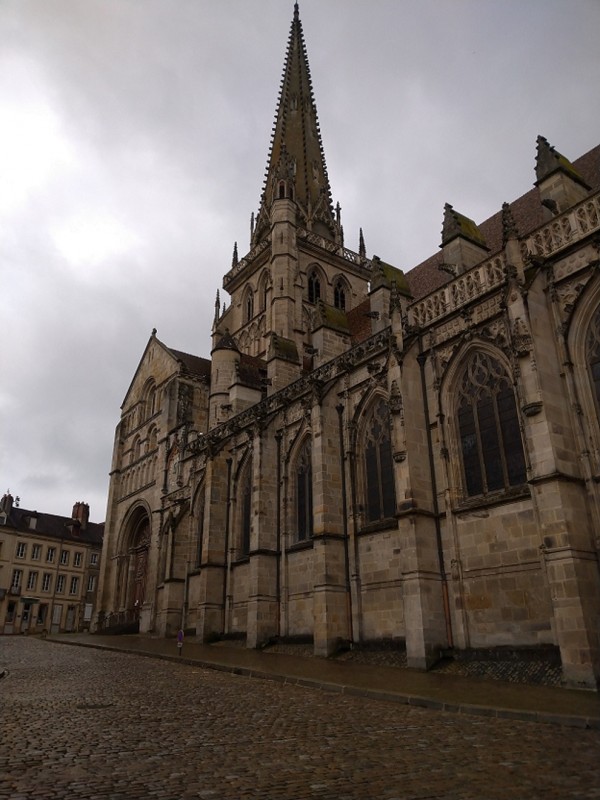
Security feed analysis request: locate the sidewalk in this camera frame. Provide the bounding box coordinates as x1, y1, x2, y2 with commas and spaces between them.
46, 634, 600, 729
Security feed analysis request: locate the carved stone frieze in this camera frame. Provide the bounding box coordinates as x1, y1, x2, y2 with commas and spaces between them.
551, 277, 590, 323
479, 319, 509, 351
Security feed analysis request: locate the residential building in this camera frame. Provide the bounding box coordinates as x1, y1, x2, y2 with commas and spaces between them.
0, 493, 103, 634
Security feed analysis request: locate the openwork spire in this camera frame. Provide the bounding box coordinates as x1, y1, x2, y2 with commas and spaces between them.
252, 3, 339, 246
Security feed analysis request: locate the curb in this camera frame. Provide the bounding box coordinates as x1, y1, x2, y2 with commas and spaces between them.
43, 637, 600, 730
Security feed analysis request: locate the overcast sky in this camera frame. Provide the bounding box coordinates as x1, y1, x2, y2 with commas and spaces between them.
1, 0, 599, 521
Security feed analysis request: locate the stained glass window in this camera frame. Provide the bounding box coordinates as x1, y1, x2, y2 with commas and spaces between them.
457, 351, 526, 497
364, 399, 396, 522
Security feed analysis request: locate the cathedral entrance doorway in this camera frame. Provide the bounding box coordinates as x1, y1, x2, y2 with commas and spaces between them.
126, 516, 151, 619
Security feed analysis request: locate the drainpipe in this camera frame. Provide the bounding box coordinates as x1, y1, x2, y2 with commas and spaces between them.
275, 431, 282, 637
336, 404, 353, 644
417, 338, 454, 649
222, 457, 233, 634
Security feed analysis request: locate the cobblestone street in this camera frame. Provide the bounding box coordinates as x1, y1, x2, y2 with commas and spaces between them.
1, 638, 599, 800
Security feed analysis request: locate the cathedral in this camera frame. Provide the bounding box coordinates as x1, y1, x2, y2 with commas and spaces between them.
94, 3, 600, 690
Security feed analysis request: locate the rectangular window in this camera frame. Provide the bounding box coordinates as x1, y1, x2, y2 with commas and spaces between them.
27, 571, 38, 591
87, 575, 96, 593
73, 552, 82, 567
90, 553, 99, 566
31, 544, 42, 560
11, 569, 23, 588
42, 573, 52, 592
46, 547, 56, 563
60, 550, 69, 566
56, 575, 66, 594
69, 577, 79, 595
16, 542, 27, 559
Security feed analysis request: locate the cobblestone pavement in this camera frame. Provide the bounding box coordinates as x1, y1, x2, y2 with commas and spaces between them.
1, 638, 599, 800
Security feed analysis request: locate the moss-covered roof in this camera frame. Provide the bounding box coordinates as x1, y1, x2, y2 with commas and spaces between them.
535, 135, 590, 189
313, 300, 349, 333
370, 256, 412, 296
268, 333, 300, 363
441, 203, 488, 249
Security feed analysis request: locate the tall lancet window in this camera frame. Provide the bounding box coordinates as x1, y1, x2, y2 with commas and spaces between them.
308, 270, 321, 304
239, 461, 252, 557
586, 305, 600, 418
334, 279, 346, 311
457, 351, 526, 497
245, 289, 254, 323
296, 439, 313, 541
364, 399, 396, 523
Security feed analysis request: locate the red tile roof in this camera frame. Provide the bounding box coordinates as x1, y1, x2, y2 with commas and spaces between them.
406, 143, 600, 301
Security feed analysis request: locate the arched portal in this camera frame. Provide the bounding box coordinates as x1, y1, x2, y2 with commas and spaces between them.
117, 508, 151, 618
130, 518, 150, 610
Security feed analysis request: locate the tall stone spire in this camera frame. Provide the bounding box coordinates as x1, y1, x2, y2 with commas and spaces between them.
251, 3, 340, 247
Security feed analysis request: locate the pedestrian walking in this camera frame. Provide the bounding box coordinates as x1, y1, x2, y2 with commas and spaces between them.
177, 629, 184, 655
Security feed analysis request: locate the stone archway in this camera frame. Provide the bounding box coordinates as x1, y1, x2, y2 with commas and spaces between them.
128, 517, 150, 614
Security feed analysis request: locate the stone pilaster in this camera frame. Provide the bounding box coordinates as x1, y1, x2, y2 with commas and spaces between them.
246, 427, 279, 648
311, 394, 350, 655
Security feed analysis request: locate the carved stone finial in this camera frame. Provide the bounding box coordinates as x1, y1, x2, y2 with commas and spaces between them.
441, 203, 487, 249
359, 227, 366, 259
232, 242, 239, 267
501, 202, 519, 246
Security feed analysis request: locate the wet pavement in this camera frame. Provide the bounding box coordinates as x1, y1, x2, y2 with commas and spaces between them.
46, 633, 600, 728
1, 636, 600, 800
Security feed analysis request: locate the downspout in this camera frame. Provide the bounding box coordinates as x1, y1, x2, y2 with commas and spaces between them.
417, 338, 454, 649
275, 431, 282, 637
222, 457, 233, 635
336, 404, 354, 644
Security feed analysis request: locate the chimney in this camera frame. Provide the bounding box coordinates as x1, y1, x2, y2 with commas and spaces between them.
1, 492, 13, 515
72, 501, 90, 530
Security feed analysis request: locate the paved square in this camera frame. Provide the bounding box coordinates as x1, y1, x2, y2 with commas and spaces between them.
1, 638, 599, 799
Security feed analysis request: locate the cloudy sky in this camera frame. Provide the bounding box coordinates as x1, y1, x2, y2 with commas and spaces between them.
1, 0, 599, 521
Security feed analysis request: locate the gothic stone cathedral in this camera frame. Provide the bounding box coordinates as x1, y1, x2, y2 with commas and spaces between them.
94, 4, 600, 690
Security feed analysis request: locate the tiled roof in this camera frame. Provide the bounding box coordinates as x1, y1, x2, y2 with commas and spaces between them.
237, 353, 268, 389
4, 507, 104, 546
406, 143, 600, 301
347, 298, 373, 345
169, 349, 212, 380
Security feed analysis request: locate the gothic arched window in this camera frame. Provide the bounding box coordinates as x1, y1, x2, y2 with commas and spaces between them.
334, 279, 346, 311
364, 399, 396, 523
586, 306, 600, 417
239, 461, 252, 557
457, 351, 526, 497
296, 439, 313, 541
195, 486, 205, 569
308, 270, 321, 304
244, 290, 254, 323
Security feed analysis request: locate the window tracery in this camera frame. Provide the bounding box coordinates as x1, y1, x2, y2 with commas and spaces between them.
308, 270, 321, 304
363, 398, 396, 523
295, 439, 313, 541
585, 306, 600, 417
456, 351, 526, 497
334, 279, 346, 310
